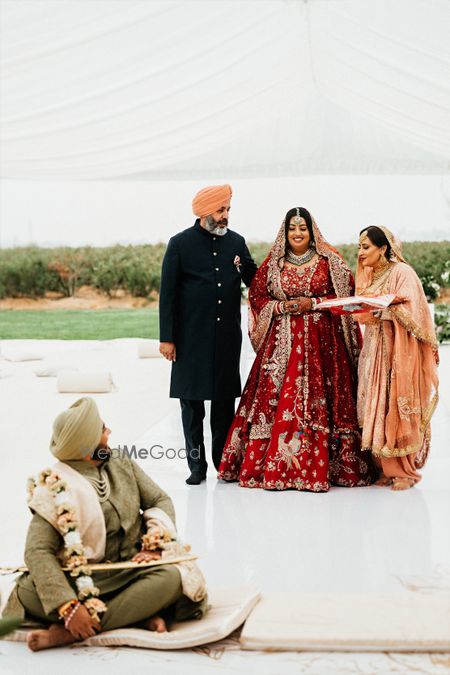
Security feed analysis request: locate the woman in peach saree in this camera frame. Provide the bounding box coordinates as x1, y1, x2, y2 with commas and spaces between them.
356, 226, 439, 490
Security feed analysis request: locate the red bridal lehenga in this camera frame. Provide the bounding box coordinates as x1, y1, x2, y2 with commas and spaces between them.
218, 217, 375, 491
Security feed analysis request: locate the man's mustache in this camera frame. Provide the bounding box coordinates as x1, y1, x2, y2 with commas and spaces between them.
218, 219, 228, 225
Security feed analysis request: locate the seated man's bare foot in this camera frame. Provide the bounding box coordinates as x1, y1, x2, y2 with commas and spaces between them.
27, 624, 76, 652
139, 615, 168, 633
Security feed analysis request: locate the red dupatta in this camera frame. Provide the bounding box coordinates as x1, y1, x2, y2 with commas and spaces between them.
248, 216, 361, 369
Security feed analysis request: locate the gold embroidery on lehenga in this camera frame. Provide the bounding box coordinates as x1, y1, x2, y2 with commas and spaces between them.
250, 300, 277, 352
275, 432, 302, 470
224, 426, 244, 461
301, 315, 310, 422
249, 412, 272, 439
326, 254, 361, 364
266, 314, 291, 393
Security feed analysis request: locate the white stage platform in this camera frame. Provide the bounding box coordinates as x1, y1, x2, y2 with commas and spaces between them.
0, 333, 449, 674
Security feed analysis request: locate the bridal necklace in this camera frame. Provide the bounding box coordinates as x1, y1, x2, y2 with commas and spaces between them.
87, 468, 111, 503
285, 247, 316, 267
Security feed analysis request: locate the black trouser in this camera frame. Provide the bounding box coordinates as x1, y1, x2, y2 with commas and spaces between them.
180, 398, 236, 474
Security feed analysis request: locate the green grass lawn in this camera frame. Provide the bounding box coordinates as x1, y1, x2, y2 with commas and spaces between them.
0, 309, 159, 340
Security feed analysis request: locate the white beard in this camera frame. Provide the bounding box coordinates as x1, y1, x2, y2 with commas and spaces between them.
204, 216, 228, 236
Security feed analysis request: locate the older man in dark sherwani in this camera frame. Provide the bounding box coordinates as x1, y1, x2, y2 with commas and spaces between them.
159, 185, 257, 485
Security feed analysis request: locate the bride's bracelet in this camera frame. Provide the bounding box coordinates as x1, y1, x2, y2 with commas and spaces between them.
310, 297, 323, 310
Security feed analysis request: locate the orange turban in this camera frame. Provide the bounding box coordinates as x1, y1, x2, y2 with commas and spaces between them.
192, 184, 233, 218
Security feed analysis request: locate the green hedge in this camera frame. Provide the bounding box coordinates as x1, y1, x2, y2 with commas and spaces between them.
0, 244, 166, 299
0, 241, 448, 301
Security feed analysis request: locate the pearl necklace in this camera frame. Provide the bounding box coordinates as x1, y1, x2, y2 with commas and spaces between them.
87, 469, 111, 503
285, 247, 315, 267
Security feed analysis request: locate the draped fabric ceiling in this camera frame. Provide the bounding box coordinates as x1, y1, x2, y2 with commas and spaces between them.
1, 0, 449, 180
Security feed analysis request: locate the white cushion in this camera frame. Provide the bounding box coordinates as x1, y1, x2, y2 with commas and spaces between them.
35, 363, 78, 377
1, 348, 44, 362
57, 371, 114, 393
7, 587, 260, 650
240, 592, 450, 652
138, 340, 162, 358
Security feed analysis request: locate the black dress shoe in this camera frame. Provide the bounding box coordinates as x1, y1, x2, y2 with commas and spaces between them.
185, 472, 205, 485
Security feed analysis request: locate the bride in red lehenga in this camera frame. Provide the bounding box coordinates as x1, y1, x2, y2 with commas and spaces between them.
218, 207, 375, 491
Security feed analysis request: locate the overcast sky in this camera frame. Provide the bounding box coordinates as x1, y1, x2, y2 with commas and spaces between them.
1, 175, 449, 249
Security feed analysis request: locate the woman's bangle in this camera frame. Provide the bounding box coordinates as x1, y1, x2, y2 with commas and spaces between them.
310, 298, 317, 310
63, 601, 81, 629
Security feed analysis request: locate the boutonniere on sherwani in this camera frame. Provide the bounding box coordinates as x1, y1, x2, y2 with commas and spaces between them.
233, 255, 242, 273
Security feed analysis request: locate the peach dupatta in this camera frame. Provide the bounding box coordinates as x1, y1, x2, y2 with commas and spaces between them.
356, 229, 439, 469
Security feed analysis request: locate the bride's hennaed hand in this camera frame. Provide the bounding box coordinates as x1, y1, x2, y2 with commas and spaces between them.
282, 298, 312, 314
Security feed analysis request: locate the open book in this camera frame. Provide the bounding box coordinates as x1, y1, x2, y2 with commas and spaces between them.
317, 294, 396, 314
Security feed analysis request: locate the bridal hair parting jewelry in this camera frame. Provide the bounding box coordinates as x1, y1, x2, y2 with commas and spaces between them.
291, 207, 302, 226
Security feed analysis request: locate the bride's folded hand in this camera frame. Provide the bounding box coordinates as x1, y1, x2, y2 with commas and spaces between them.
288, 297, 312, 314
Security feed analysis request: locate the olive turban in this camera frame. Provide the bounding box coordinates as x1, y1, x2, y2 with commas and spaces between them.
50, 397, 103, 460
192, 184, 232, 218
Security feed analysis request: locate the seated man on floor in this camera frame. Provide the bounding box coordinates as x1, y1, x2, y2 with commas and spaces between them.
3, 397, 208, 652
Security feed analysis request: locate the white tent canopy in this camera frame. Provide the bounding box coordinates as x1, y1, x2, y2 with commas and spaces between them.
1, 0, 449, 180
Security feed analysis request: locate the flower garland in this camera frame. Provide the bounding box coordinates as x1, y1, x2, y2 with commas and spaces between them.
27, 469, 107, 622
